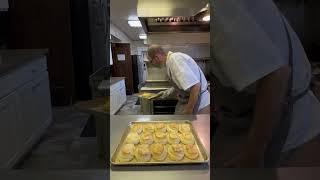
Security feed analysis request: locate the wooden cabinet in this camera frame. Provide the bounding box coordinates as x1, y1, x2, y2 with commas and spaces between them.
111, 43, 134, 94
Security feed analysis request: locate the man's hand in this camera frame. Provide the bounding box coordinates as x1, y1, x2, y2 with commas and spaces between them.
157, 87, 175, 99
184, 83, 201, 114
182, 106, 194, 114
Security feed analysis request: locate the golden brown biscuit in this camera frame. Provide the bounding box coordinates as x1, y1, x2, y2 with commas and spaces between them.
180, 132, 195, 145
153, 131, 167, 144
135, 144, 151, 162
131, 124, 143, 134
143, 124, 155, 133
125, 132, 140, 144
179, 124, 191, 133
118, 144, 135, 162
140, 133, 154, 144
184, 144, 199, 160
167, 123, 179, 133
155, 123, 166, 132
150, 143, 167, 161
168, 144, 185, 161
167, 132, 180, 144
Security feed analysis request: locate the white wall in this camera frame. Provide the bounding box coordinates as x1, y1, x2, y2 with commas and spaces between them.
147, 33, 210, 59
148, 33, 210, 45
132, 40, 148, 55
110, 23, 132, 43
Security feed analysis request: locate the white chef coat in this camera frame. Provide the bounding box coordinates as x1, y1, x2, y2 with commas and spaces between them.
166, 51, 210, 110
212, 0, 320, 152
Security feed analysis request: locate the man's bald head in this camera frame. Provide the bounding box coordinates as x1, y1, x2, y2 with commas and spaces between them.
147, 45, 167, 65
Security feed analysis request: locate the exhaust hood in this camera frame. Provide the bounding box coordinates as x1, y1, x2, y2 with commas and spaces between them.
137, 0, 209, 33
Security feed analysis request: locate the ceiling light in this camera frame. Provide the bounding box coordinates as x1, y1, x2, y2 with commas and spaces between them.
139, 34, 147, 40
202, 15, 210, 22
128, 20, 142, 27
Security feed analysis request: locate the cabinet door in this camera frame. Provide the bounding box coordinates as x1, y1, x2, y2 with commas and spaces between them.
32, 71, 52, 128
120, 86, 126, 106
110, 92, 117, 115
0, 93, 18, 168
15, 82, 35, 148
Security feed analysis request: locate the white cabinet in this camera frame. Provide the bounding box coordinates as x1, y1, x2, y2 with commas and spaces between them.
15, 82, 35, 148
0, 55, 52, 168
31, 71, 52, 128
0, 93, 18, 168
110, 78, 126, 115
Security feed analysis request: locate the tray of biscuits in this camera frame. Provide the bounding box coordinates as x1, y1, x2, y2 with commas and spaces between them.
110, 121, 209, 165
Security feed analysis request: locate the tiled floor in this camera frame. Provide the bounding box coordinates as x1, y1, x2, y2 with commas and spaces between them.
17, 95, 140, 169
16, 107, 106, 169
116, 95, 141, 115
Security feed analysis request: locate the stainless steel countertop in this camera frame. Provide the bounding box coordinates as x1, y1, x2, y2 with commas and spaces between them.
110, 115, 210, 180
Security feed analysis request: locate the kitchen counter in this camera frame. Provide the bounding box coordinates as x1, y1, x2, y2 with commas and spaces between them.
110, 115, 210, 180
95, 77, 125, 91
110, 77, 125, 86
2, 168, 320, 180
0, 49, 48, 78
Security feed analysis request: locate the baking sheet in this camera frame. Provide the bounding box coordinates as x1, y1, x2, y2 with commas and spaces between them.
111, 120, 209, 165
137, 92, 161, 100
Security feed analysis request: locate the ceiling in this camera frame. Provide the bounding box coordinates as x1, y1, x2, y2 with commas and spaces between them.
110, 0, 145, 41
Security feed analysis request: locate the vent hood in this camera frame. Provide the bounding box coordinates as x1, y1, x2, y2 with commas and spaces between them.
137, 0, 209, 33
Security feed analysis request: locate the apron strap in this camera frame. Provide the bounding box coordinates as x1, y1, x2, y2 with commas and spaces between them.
168, 58, 208, 114
264, 14, 308, 167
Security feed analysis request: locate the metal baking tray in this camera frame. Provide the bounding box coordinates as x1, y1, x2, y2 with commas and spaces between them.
111, 120, 209, 165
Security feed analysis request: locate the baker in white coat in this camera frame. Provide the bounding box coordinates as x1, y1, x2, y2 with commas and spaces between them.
147, 45, 210, 115
212, 0, 320, 167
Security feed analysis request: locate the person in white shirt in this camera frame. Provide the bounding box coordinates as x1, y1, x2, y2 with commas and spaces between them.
212, 0, 320, 167
147, 45, 210, 115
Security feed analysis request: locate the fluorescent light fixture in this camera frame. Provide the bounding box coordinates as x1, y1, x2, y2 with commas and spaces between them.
128, 20, 142, 27
202, 15, 210, 22
139, 34, 147, 40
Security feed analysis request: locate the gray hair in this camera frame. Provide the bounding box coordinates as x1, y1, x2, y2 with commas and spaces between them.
147, 45, 165, 60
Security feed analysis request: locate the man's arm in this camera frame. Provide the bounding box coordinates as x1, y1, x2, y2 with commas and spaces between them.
183, 83, 201, 114
226, 65, 291, 167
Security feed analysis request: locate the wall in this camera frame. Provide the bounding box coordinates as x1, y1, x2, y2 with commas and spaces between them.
147, 33, 210, 58
275, 0, 320, 61
0, 11, 8, 48
132, 40, 148, 55
145, 32, 210, 81
110, 23, 137, 54
110, 23, 132, 43
275, 0, 305, 43
304, 0, 320, 61
110, 23, 147, 55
